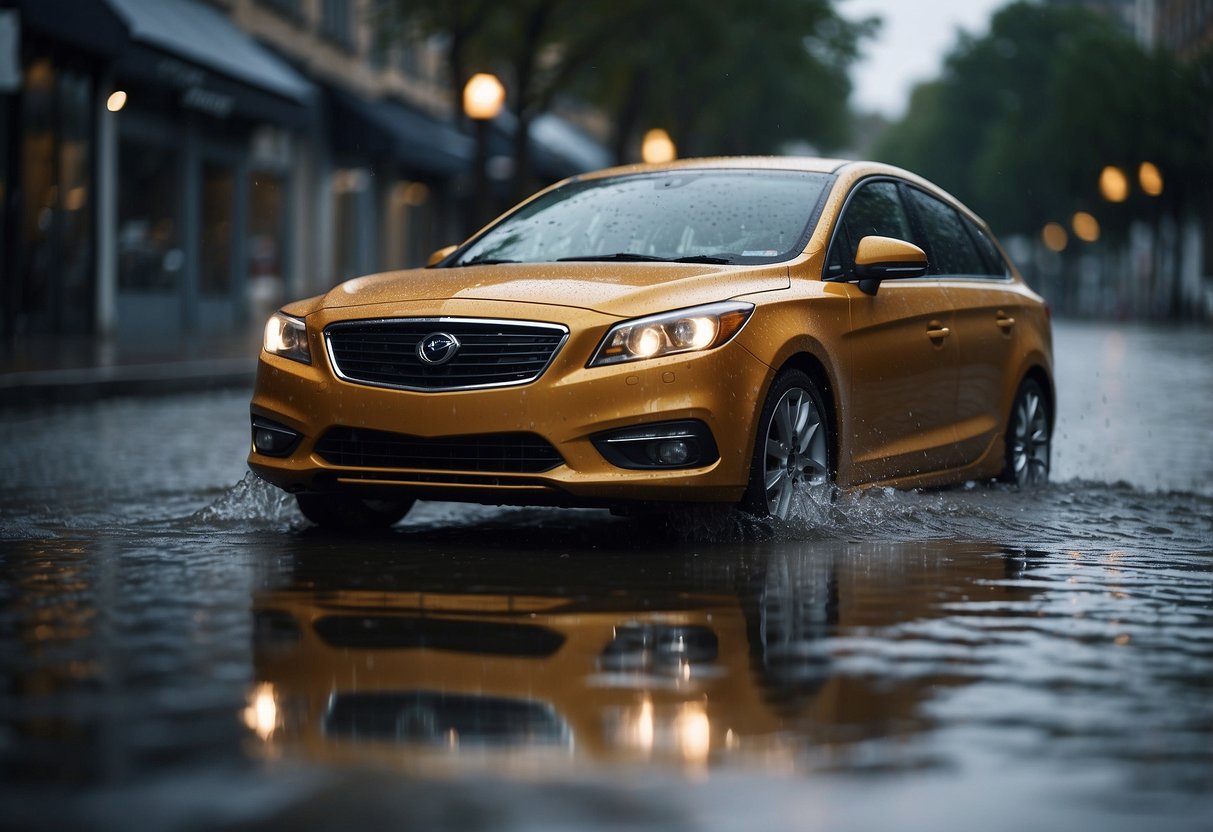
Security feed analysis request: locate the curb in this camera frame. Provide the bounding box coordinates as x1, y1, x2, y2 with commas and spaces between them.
0, 359, 257, 407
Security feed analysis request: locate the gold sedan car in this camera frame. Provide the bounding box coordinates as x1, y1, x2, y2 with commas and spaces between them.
249, 158, 1053, 528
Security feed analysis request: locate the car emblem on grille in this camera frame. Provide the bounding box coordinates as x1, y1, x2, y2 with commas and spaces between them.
417, 332, 461, 365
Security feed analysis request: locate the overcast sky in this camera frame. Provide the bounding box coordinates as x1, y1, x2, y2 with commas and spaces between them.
843, 0, 1011, 119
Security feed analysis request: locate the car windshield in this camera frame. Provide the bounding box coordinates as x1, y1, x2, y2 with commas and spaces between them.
450, 169, 831, 267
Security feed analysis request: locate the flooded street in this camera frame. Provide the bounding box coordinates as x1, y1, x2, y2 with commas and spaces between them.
1, 321, 1210, 831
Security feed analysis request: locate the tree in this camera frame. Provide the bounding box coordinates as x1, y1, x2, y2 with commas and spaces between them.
378, 0, 876, 198
874, 1, 1213, 246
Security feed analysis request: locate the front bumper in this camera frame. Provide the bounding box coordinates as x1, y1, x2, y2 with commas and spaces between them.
248, 304, 773, 507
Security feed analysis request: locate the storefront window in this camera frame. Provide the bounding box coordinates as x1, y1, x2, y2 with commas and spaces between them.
201, 162, 234, 295
15, 56, 94, 334
118, 140, 181, 292
333, 167, 368, 282
249, 172, 285, 317
385, 180, 432, 268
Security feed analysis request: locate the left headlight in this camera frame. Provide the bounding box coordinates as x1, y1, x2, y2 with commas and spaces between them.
263, 312, 311, 365
588, 301, 754, 367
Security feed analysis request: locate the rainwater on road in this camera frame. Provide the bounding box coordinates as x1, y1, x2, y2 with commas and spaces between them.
1, 320, 1210, 832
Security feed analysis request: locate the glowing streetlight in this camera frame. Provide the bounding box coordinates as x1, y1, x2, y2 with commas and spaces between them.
642, 128, 676, 164
463, 73, 505, 121
463, 73, 505, 229
106, 90, 127, 112
1138, 162, 1163, 197
1041, 222, 1068, 253
1071, 211, 1100, 243
1099, 165, 1129, 203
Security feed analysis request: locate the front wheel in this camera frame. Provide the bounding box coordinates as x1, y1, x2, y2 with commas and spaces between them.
295, 493, 415, 530
742, 370, 833, 519
1001, 378, 1051, 486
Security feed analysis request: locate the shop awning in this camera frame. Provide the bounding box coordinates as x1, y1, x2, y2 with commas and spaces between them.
530, 114, 611, 178
327, 86, 473, 177
14, 0, 129, 57
105, 0, 313, 127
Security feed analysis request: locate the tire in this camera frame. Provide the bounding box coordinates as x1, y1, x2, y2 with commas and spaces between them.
295, 493, 415, 530
1001, 377, 1051, 486
742, 369, 833, 519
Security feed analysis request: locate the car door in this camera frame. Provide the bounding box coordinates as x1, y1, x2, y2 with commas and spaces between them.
826, 179, 961, 484
902, 187, 1022, 467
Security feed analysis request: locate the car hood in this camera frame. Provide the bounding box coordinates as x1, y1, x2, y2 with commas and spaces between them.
314, 262, 790, 319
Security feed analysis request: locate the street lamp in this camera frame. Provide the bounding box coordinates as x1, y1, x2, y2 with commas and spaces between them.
1138, 162, 1163, 197
642, 128, 676, 164
1071, 211, 1100, 243
463, 73, 505, 230
1099, 165, 1129, 203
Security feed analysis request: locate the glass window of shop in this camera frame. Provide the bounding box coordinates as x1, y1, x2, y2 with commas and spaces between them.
201, 161, 234, 296
249, 171, 286, 320
11, 56, 94, 336
385, 180, 433, 268
118, 138, 182, 295
333, 167, 371, 282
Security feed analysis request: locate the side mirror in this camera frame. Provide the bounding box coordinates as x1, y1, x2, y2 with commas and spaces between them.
427, 245, 458, 267
852, 236, 928, 295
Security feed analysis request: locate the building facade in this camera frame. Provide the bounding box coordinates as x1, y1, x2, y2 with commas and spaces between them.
0, 0, 605, 347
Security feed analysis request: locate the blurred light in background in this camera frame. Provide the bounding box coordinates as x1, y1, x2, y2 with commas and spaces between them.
1138, 161, 1164, 196
106, 90, 127, 112
1072, 211, 1100, 243
1099, 165, 1129, 203
642, 128, 676, 164
1041, 222, 1068, 252
462, 73, 505, 120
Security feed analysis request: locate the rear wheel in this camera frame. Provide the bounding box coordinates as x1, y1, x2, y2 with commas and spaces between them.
742, 370, 832, 519
295, 493, 415, 530
1001, 378, 1051, 486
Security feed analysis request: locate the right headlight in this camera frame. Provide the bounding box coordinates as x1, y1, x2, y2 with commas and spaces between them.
263, 312, 311, 365
588, 301, 753, 367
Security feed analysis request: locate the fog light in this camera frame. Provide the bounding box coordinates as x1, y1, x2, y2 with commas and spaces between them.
251, 416, 301, 457
591, 420, 719, 470
653, 439, 692, 466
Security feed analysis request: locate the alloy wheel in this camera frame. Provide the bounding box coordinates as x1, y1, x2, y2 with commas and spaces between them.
763, 387, 829, 519
1011, 387, 1050, 486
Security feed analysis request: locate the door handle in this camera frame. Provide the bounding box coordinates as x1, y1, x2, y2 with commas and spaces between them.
926, 324, 950, 340
996, 311, 1016, 331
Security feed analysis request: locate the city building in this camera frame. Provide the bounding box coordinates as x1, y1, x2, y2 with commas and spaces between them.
0, 0, 607, 347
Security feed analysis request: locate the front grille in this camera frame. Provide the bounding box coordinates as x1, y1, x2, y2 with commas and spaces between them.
325, 691, 571, 746
325, 318, 568, 392
315, 426, 564, 473
314, 616, 566, 656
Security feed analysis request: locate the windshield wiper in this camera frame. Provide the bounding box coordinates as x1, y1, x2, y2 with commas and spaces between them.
457, 257, 520, 267
557, 253, 733, 264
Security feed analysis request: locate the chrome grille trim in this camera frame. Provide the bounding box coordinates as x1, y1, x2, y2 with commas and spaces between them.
324, 317, 570, 392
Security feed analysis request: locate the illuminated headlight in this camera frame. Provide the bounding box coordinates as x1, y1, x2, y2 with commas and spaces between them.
263, 312, 311, 365
588, 301, 753, 367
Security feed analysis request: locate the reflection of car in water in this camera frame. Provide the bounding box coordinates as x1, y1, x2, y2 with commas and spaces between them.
250, 587, 778, 769
245, 539, 1042, 772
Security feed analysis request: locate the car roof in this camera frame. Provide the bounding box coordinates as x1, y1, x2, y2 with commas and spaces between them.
574, 156, 852, 180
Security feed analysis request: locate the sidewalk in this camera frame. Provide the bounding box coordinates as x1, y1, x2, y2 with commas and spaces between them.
0, 329, 262, 407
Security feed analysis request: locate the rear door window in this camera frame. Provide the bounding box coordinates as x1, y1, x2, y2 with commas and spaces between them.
904, 188, 987, 277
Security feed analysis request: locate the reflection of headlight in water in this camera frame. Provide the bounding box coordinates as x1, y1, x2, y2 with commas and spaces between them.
674, 703, 710, 763
600, 624, 719, 676
243, 682, 279, 740
609, 698, 710, 764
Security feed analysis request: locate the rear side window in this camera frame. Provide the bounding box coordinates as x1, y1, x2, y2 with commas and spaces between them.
963, 216, 1009, 277
826, 180, 914, 278
904, 188, 987, 277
